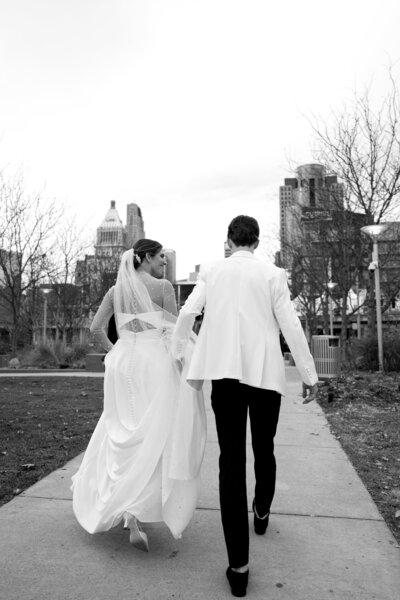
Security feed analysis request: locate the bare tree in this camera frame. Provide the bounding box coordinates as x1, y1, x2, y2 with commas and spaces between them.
0, 170, 62, 351
309, 72, 400, 222
287, 207, 370, 341
46, 216, 91, 342
296, 74, 400, 335
256, 226, 280, 263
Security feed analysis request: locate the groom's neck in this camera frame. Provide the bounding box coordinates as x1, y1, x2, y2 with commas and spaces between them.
230, 244, 255, 254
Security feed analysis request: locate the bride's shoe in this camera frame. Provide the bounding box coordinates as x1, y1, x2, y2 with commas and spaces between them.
123, 513, 149, 552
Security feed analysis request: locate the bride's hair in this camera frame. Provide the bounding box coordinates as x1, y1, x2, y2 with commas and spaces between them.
133, 239, 162, 269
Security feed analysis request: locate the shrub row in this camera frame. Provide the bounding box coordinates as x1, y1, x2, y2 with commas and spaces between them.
20, 340, 91, 369
346, 328, 400, 372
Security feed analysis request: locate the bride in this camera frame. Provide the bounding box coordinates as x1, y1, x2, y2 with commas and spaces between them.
71, 239, 206, 551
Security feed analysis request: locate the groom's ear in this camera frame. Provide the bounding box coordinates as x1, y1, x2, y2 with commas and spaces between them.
253, 239, 259, 250
227, 238, 233, 249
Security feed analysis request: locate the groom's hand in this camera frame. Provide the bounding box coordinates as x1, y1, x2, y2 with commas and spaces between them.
302, 383, 319, 404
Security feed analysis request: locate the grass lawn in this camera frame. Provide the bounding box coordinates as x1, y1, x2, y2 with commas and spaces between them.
317, 371, 400, 545
0, 376, 103, 506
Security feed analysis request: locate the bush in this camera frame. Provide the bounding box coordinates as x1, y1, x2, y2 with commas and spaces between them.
66, 341, 90, 363
21, 340, 91, 369
346, 328, 400, 372
0, 338, 11, 355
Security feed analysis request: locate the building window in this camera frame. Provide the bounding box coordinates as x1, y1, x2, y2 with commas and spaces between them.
309, 178, 315, 207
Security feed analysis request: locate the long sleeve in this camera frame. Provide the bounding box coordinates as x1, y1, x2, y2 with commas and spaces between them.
90, 288, 115, 352
171, 276, 207, 360
271, 270, 318, 385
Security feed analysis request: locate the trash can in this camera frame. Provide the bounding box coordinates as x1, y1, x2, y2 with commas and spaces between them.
311, 335, 341, 379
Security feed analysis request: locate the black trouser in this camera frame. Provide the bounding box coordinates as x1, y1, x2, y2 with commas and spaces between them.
211, 379, 281, 568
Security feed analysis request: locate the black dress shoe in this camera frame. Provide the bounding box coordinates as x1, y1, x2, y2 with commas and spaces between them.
226, 567, 249, 598
252, 499, 269, 535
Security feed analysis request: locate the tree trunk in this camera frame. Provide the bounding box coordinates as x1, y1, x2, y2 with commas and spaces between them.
10, 298, 22, 353
10, 327, 18, 354
340, 292, 348, 344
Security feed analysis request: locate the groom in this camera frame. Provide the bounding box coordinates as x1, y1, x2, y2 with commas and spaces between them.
171, 215, 318, 597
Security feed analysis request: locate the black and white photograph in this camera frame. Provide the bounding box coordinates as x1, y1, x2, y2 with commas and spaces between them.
0, 1, 399, 599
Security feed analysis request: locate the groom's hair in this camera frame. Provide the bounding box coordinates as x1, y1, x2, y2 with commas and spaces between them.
227, 215, 259, 247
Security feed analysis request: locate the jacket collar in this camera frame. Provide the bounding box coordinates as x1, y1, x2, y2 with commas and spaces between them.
230, 250, 256, 259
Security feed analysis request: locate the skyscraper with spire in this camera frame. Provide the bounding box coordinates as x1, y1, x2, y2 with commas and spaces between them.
76, 200, 145, 294
95, 200, 126, 258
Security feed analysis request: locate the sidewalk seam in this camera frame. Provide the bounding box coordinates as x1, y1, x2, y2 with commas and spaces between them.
18, 495, 384, 525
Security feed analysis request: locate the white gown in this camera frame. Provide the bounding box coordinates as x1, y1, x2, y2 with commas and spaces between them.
71, 279, 206, 539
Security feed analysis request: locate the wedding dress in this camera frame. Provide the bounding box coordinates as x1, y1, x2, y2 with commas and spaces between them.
71, 251, 206, 540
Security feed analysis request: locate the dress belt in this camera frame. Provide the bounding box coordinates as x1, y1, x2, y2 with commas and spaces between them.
119, 329, 163, 340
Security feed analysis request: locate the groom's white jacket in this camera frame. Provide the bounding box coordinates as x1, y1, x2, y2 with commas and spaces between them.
171, 251, 318, 395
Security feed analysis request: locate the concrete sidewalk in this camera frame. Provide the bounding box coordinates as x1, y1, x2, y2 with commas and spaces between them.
0, 367, 399, 599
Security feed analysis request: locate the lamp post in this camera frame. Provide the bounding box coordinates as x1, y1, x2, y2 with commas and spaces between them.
327, 281, 338, 336
41, 288, 51, 343
361, 224, 388, 372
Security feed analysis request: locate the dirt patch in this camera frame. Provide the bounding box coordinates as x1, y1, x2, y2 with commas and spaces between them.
0, 377, 103, 506
317, 372, 400, 545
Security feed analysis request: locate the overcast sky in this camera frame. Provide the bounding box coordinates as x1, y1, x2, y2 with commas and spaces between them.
1, 0, 399, 278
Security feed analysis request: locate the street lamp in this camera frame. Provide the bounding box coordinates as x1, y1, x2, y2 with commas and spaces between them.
41, 288, 51, 343
326, 281, 338, 336
361, 223, 388, 372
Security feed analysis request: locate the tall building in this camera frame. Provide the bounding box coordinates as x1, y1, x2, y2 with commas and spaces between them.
276, 164, 396, 337
95, 200, 126, 258
279, 164, 344, 268
224, 241, 232, 258
75, 200, 146, 301
163, 249, 176, 284
126, 203, 145, 248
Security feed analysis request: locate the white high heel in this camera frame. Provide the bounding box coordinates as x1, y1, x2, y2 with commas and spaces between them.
123, 513, 149, 552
